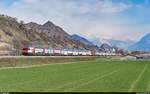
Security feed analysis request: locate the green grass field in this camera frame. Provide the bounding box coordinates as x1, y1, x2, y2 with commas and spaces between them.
0, 60, 150, 92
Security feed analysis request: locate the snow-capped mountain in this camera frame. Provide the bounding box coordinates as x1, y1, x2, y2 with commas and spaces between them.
71, 34, 136, 49
128, 33, 150, 51
90, 38, 135, 49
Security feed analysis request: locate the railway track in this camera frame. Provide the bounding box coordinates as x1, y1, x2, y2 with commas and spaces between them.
0, 56, 100, 58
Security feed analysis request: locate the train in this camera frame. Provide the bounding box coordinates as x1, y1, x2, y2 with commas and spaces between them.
22, 46, 116, 56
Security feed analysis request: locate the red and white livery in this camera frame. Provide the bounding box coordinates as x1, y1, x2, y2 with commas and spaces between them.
22, 46, 116, 56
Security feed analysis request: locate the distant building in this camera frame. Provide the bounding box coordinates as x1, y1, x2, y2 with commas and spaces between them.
136, 54, 150, 60
120, 55, 136, 60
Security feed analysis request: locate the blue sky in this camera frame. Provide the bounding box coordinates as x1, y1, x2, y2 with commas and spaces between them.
0, 0, 18, 6
0, 0, 150, 41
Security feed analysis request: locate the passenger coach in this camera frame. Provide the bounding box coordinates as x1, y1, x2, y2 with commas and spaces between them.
22, 46, 94, 56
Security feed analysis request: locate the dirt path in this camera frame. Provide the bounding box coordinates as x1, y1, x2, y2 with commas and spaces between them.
0, 61, 89, 70
128, 64, 148, 92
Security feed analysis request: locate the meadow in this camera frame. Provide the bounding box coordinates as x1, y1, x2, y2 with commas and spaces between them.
0, 60, 150, 92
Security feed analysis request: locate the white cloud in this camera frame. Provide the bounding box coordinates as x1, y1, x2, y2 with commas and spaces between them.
0, 0, 148, 41
136, 5, 142, 8
23, 0, 39, 3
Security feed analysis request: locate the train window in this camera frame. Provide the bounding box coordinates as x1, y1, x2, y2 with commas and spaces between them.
23, 48, 30, 50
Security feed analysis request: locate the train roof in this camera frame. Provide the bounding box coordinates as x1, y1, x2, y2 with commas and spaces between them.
23, 46, 94, 52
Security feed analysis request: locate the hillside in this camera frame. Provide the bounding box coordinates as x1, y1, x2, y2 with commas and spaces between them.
0, 15, 99, 55
72, 34, 94, 46
128, 33, 150, 51
0, 15, 44, 55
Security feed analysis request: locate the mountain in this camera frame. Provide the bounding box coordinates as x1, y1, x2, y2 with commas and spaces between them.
25, 21, 99, 51
100, 43, 112, 49
128, 33, 150, 51
90, 38, 135, 49
103, 39, 135, 49
72, 34, 94, 46
0, 14, 99, 55
91, 40, 102, 47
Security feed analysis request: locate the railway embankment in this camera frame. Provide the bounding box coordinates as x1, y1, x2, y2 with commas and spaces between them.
0, 56, 118, 68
